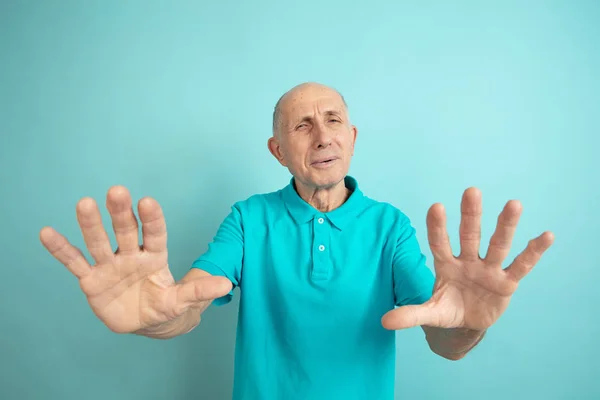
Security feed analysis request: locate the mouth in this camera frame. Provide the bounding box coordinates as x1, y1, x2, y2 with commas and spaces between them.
311, 157, 339, 168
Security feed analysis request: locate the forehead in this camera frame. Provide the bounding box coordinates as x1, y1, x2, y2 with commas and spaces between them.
280, 86, 346, 121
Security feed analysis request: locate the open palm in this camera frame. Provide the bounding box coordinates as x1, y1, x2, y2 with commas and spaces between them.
382, 188, 554, 331
40, 186, 231, 334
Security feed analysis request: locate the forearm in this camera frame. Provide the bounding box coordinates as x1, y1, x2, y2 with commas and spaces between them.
422, 326, 486, 360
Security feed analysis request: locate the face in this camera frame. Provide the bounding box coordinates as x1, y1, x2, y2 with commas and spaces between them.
268, 84, 358, 190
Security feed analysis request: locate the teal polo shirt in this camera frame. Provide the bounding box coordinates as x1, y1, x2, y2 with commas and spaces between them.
191, 175, 435, 400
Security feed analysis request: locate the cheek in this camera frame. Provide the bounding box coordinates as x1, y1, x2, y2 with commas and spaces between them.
337, 133, 354, 151
281, 143, 306, 167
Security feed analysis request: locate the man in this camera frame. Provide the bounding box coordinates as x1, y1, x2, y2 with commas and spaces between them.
40, 82, 554, 399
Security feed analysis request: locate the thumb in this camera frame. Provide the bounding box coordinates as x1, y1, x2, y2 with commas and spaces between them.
381, 302, 437, 330
175, 276, 233, 308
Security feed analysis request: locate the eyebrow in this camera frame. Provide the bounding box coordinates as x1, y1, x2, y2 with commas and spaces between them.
293, 110, 343, 125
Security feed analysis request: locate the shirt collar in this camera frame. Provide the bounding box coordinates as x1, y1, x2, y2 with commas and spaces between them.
281, 175, 365, 230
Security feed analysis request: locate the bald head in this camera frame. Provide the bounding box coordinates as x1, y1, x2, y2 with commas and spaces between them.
272, 82, 348, 137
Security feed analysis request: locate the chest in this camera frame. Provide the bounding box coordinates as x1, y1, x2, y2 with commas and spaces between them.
240, 218, 397, 315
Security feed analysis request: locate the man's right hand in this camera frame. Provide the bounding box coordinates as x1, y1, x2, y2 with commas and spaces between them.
40, 186, 232, 335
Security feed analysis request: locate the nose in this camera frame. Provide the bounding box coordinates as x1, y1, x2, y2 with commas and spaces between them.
313, 122, 333, 149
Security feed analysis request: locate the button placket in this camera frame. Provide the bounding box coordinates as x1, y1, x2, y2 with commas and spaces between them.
311, 215, 331, 280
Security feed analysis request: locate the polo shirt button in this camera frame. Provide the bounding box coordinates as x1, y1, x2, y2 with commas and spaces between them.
318, 245, 325, 251
318, 218, 324, 224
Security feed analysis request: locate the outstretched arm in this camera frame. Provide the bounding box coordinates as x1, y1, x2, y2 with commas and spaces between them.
382, 188, 554, 360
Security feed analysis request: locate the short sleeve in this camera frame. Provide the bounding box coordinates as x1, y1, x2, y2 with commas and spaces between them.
191, 205, 244, 306
393, 215, 435, 307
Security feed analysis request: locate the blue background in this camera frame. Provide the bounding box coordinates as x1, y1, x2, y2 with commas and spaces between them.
1, 1, 598, 399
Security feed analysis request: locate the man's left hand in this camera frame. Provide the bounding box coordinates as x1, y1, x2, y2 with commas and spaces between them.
382, 188, 554, 331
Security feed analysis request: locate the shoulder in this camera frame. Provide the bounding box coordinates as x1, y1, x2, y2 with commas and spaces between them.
360, 195, 412, 227
230, 187, 285, 215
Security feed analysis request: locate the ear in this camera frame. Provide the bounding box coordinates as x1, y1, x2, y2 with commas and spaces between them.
350, 125, 358, 156
268, 136, 288, 167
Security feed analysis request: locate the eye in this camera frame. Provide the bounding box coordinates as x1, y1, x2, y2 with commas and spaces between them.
329, 119, 341, 123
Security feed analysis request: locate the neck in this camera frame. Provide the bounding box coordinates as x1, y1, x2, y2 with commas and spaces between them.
294, 178, 350, 212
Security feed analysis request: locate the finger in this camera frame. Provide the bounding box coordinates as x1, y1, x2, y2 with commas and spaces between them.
485, 200, 522, 265
39, 226, 92, 278
138, 197, 167, 253
381, 303, 436, 330
459, 187, 482, 260
106, 186, 140, 254
76, 197, 114, 265
426, 203, 454, 262
175, 276, 233, 308
504, 231, 555, 282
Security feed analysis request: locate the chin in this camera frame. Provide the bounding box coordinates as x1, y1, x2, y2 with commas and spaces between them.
309, 170, 346, 189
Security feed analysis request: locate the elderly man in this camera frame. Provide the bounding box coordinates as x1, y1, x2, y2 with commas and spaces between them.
40, 82, 554, 399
